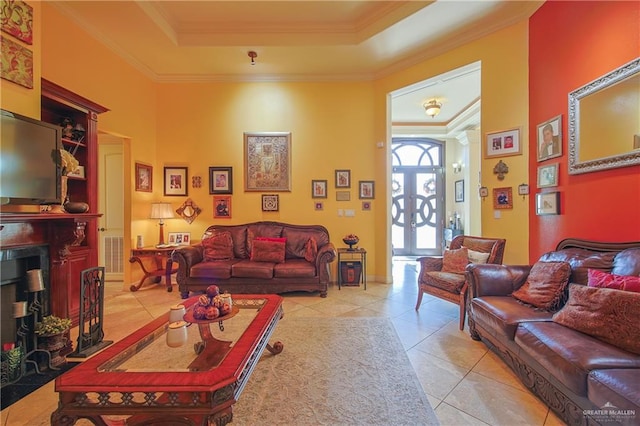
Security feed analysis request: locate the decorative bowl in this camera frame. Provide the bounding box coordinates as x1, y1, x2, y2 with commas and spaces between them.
342, 236, 359, 250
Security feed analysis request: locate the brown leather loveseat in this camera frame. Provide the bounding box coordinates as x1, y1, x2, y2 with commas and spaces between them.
173, 221, 336, 299
467, 239, 640, 426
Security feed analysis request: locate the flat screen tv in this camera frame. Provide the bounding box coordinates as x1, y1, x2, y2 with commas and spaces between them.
1, 109, 61, 205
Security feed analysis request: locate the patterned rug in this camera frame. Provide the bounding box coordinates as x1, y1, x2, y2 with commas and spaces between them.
233, 317, 439, 425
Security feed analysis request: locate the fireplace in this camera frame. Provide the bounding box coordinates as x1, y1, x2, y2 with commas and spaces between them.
0, 244, 50, 354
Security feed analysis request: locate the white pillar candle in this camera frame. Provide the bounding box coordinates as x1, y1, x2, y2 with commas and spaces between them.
27, 269, 45, 292
13, 301, 28, 318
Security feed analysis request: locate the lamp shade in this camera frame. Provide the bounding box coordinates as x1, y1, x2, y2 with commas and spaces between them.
150, 203, 175, 219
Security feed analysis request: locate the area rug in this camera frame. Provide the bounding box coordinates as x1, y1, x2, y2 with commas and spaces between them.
1, 361, 79, 409
233, 317, 439, 425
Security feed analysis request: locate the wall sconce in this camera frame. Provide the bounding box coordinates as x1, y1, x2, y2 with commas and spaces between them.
150, 202, 175, 246
452, 162, 462, 174
423, 100, 442, 118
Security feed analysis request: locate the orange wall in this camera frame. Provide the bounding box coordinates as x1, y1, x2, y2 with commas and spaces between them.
528, 1, 640, 260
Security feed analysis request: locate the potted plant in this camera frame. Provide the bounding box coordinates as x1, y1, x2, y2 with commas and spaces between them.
35, 315, 71, 367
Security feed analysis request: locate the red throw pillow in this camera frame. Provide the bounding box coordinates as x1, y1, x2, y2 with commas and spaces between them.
553, 284, 640, 355
304, 237, 318, 262
202, 232, 234, 261
511, 261, 571, 311
587, 268, 640, 293
250, 239, 286, 263
441, 247, 469, 273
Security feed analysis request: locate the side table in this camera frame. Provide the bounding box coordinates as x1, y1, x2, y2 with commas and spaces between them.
129, 247, 178, 292
337, 248, 367, 290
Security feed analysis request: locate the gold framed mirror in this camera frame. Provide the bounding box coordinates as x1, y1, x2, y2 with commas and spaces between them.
568, 58, 640, 174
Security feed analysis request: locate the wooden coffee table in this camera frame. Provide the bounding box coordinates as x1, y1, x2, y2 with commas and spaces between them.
51, 294, 284, 426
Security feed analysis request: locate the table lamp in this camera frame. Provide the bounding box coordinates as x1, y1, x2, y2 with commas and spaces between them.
150, 202, 175, 246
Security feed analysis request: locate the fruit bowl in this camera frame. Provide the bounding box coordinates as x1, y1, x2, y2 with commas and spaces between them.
342, 236, 359, 250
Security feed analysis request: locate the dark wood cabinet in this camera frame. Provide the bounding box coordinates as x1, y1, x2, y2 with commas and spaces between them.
39, 81, 108, 325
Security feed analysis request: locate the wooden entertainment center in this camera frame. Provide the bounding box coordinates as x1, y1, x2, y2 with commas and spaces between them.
0, 81, 108, 328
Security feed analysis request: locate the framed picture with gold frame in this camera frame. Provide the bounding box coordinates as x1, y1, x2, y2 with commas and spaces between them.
243, 132, 291, 191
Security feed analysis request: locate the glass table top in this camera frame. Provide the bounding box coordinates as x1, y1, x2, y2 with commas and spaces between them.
98, 298, 267, 373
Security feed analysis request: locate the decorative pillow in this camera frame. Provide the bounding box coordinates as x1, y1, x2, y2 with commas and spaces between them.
465, 248, 490, 264
304, 237, 318, 262
441, 247, 469, 274
552, 284, 640, 355
202, 232, 234, 261
511, 261, 571, 311
587, 268, 640, 293
250, 239, 286, 263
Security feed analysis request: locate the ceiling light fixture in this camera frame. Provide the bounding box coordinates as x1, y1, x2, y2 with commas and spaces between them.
423, 100, 442, 118
248, 51, 257, 66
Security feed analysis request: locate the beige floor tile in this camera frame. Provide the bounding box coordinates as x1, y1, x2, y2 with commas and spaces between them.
444, 371, 549, 425
472, 350, 529, 393
392, 317, 441, 350
413, 332, 488, 370
435, 401, 492, 425
406, 348, 470, 400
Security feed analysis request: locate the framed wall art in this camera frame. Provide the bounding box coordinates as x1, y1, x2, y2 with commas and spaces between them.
537, 115, 562, 162
493, 187, 513, 209
261, 194, 279, 212
537, 163, 559, 188
314, 202, 323, 211
135, 162, 152, 192
213, 196, 231, 219
1, 0, 33, 44
336, 191, 350, 201
168, 232, 191, 246
164, 167, 188, 196
209, 166, 233, 194
335, 170, 350, 188
536, 192, 560, 215
1, 35, 33, 89
454, 180, 464, 202
485, 128, 521, 158
359, 181, 374, 199
244, 132, 291, 191
362, 201, 371, 211
311, 180, 327, 198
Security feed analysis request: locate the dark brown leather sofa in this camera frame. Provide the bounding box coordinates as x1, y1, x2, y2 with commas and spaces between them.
173, 221, 336, 299
466, 239, 640, 426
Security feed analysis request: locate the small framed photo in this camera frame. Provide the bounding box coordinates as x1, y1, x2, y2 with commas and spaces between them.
311, 180, 327, 198
164, 167, 188, 196
362, 201, 371, 211
359, 181, 374, 199
454, 180, 464, 202
493, 187, 513, 209
537, 115, 563, 162
68, 165, 85, 179
336, 190, 350, 201
213, 196, 231, 219
168, 232, 191, 246
479, 186, 489, 198
135, 163, 152, 192
536, 192, 560, 215
518, 184, 530, 196
262, 194, 279, 212
485, 128, 521, 158
314, 202, 324, 211
335, 170, 351, 188
209, 167, 233, 194
537, 163, 559, 188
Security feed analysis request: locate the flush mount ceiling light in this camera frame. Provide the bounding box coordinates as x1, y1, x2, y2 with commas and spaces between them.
248, 51, 257, 65
423, 100, 442, 118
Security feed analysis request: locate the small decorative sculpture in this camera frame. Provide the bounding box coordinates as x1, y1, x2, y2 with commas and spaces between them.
493, 160, 509, 180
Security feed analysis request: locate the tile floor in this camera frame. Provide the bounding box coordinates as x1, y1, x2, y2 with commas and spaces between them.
1, 259, 566, 425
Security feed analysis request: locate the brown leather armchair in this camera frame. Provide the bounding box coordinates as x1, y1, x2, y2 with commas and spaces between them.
416, 235, 506, 330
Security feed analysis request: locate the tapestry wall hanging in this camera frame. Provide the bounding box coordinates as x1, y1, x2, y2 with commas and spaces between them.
244, 132, 291, 191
